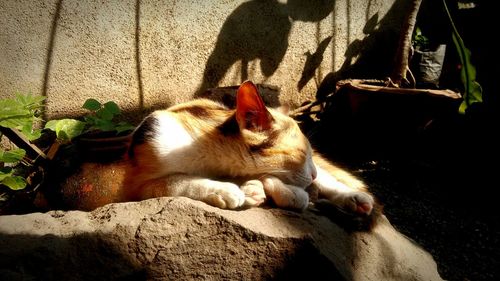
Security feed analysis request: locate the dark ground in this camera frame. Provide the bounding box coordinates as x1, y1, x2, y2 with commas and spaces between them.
351, 159, 499, 281
307, 100, 500, 281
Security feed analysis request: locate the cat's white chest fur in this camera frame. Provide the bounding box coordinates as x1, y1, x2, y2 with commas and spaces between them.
153, 113, 194, 156
147, 111, 236, 177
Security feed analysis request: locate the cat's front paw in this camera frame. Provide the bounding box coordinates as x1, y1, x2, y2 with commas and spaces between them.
342, 191, 374, 216
241, 180, 266, 207
262, 176, 309, 210
206, 183, 246, 209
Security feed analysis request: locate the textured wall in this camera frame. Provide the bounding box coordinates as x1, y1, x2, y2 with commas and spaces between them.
0, 0, 404, 120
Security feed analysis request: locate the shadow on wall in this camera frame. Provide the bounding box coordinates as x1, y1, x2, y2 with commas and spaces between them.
41, 0, 147, 119
195, 0, 335, 97
41, 0, 63, 121
314, 0, 413, 101
297, 35, 333, 92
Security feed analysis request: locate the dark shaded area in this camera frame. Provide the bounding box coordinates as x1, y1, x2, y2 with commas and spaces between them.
303, 79, 498, 281
446, 0, 498, 112
135, 0, 145, 109
303, 94, 499, 281
316, 0, 413, 101
0, 233, 146, 281
298, 36, 333, 91
195, 0, 335, 96
41, 0, 63, 121
199, 84, 282, 108
312, 198, 382, 232
271, 240, 346, 281
300, 1, 500, 279
299, 5, 499, 278
0, 214, 346, 281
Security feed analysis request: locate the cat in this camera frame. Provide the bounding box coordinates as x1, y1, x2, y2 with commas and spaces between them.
57, 81, 377, 225
120, 81, 376, 219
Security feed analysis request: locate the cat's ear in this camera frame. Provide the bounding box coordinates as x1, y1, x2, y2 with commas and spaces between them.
236, 81, 273, 131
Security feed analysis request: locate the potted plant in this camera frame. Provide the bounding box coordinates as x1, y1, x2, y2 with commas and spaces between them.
410, 27, 447, 89
45, 98, 135, 162
337, 0, 481, 115
294, 0, 479, 159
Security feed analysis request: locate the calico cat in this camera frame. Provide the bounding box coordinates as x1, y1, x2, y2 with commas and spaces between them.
122, 81, 375, 218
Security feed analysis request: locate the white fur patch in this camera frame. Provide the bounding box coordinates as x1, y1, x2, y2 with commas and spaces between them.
314, 166, 352, 193
153, 113, 194, 157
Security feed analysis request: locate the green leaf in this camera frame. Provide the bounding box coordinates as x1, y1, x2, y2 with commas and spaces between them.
1, 175, 27, 190
45, 119, 86, 141
0, 93, 45, 140
443, 0, 482, 114
0, 148, 26, 163
21, 121, 42, 141
103, 101, 120, 115
412, 27, 429, 49
83, 115, 99, 127
0, 167, 14, 181
15, 94, 45, 111
82, 98, 101, 111
115, 122, 135, 134
45, 120, 58, 131
92, 119, 116, 132
0, 94, 44, 120
24, 129, 42, 141
0, 115, 33, 130
96, 107, 114, 121
56, 119, 86, 141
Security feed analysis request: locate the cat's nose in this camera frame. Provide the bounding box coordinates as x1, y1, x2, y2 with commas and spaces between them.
311, 167, 317, 181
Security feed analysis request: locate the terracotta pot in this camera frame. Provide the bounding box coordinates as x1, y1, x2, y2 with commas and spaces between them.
335, 79, 462, 126
76, 131, 133, 162
320, 79, 462, 156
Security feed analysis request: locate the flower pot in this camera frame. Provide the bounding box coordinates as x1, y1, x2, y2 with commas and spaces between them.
76, 131, 133, 162
411, 44, 447, 88
319, 79, 462, 157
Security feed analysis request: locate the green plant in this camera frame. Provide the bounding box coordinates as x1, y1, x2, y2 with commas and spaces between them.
0, 94, 45, 190
45, 98, 134, 143
393, 0, 482, 113
0, 148, 27, 190
81, 99, 135, 133
412, 27, 430, 50
442, 0, 482, 114
0, 94, 45, 141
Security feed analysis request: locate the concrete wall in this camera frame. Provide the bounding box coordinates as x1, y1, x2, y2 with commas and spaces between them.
0, 0, 405, 120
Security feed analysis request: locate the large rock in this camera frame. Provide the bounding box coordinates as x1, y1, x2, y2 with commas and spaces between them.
0, 197, 442, 280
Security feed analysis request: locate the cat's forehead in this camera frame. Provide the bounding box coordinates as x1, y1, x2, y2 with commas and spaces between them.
268, 108, 299, 131
269, 109, 309, 146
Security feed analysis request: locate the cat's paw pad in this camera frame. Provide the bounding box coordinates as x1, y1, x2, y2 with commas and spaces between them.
343, 192, 374, 216
206, 183, 245, 209
241, 180, 266, 207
